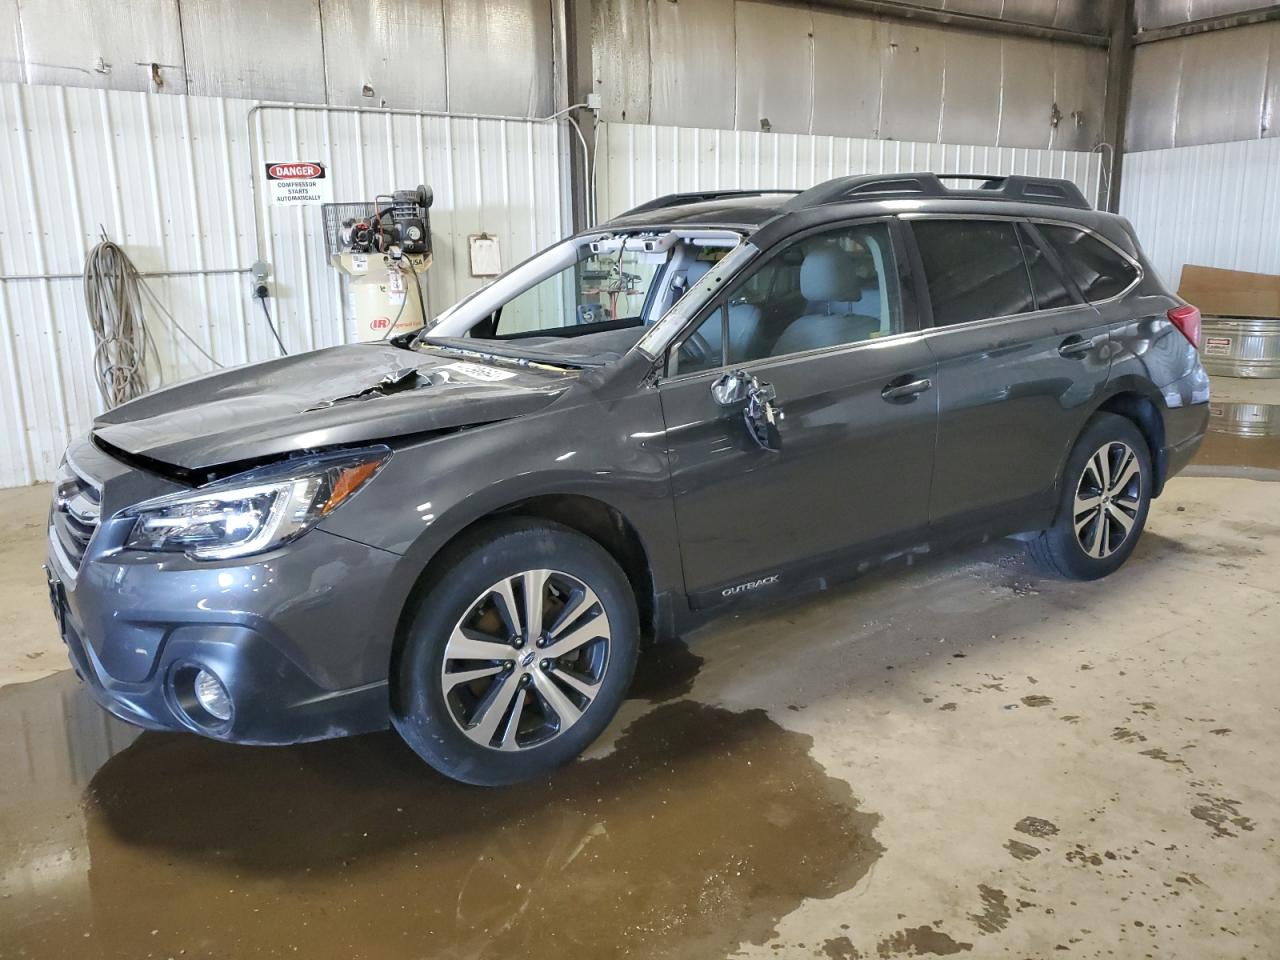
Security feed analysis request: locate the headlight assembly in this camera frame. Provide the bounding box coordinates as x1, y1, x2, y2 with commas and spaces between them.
123, 448, 390, 560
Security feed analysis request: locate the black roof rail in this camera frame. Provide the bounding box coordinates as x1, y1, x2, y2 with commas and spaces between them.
618, 188, 802, 218
783, 172, 1092, 211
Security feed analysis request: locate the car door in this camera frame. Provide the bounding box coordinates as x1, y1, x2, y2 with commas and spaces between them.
907, 216, 1112, 530
655, 219, 938, 608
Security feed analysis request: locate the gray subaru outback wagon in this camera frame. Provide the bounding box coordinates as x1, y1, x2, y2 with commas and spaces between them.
47, 173, 1209, 784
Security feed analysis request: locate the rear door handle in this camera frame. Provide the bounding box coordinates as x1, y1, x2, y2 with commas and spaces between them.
1059, 334, 1105, 358
881, 377, 933, 402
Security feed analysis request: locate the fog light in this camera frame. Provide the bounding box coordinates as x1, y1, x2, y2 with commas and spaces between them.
194, 669, 232, 721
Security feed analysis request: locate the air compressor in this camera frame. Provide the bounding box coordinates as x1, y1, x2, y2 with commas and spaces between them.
323, 185, 433, 341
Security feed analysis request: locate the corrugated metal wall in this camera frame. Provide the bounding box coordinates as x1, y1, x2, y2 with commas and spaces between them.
1119, 136, 1280, 292
0, 0, 555, 116
596, 121, 1106, 222
591, 0, 1110, 150
0, 82, 570, 489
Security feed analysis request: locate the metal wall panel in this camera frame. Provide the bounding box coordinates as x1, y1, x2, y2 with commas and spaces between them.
624, 0, 1105, 150
1126, 35, 1181, 150
939, 29, 1002, 146
0, 0, 25, 84
1050, 42, 1107, 150
998, 35, 1057, 148
734, 1, 814, 133
443, 0, 554, 116
649, 0, 737, 131
810, 8, 886, 136
320, 0, 449, 110
1136, 0, 1277, 31
0, 83, 572, 489
1137, 0, 1192, 31
596, 118, 1105, 221
879, 22, 946, 142
1177, 25, 1271, 144
2, 0, 555, 117
591, 0, 651, 124
182, 0, 327, 103
1120, 137, 1280, 292
1127, 21, 1280, 149
18, 0, 186, 93
1044, 0, 1109, 34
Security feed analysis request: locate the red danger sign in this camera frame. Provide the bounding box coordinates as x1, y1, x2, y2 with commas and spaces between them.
264, 160, 332, 205
266, 162, 325, 180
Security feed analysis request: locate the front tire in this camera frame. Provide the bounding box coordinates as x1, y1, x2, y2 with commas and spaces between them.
393, 520, 639, 786
1030, 413, 1153, 580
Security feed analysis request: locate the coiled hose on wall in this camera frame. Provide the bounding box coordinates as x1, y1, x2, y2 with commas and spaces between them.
82, 239, 221, 408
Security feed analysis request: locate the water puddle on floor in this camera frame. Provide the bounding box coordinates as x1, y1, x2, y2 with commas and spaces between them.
1191, 400, 1280, 478
0, 647, 881, 960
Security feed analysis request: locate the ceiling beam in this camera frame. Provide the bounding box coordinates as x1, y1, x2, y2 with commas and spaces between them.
808, 0, 1110, 47
1132, 3, 1280, 44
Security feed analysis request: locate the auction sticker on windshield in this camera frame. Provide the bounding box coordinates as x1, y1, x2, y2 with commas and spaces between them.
444, 361, 517, 381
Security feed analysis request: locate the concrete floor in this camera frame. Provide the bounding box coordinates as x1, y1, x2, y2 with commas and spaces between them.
0, 380, 1276, 959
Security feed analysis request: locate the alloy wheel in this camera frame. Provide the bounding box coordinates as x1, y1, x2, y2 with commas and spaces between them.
1073, 441, 1142, 560
440, 569, 611, 751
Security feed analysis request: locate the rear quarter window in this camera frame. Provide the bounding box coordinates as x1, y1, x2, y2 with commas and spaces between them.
1037, 225, 1138, 302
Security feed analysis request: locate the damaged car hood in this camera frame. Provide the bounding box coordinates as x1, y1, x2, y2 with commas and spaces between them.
92, 343, 574, 472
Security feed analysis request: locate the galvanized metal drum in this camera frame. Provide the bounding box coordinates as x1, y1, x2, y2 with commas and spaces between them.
1207, 401, 1280, 439
1199, 317, 1280, 378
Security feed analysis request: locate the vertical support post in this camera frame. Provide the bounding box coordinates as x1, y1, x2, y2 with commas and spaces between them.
556, 0, 596, 232
1100, 0, 1136, 212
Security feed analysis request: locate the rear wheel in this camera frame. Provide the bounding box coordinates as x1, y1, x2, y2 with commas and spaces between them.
393, 520, 639, 785
1030, 413, 1153, 580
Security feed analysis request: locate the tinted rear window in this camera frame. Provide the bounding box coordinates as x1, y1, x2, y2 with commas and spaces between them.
912, 220, 1035, 327
1019, 223, 1076, 311
1038, 225, 1138, 302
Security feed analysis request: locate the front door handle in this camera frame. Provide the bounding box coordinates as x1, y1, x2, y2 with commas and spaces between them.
1059, 334, 1105, 358
881, 377, 933, 402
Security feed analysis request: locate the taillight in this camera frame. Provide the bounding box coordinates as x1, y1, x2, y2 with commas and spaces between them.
1168, 304, 1201, 348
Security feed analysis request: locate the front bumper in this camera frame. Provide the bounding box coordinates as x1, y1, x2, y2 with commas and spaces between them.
46, 440, 404, 746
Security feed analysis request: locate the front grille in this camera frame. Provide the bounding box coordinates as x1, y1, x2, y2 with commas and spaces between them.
51, 458, 102, 573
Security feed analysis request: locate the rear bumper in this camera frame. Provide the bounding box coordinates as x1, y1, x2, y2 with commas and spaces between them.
1162, 401, 1210, 488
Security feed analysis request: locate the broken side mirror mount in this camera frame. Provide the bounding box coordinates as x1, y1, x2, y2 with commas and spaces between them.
710, 369, 784, 452
710, 369, 751, 406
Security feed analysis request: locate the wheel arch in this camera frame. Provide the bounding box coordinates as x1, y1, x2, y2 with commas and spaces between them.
388, 493, 662, 703
1094, 387, 1168, 495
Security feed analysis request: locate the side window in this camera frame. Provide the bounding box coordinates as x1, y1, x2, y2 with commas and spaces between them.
1037, 225, 1139, 302
912, 219, 1035, 327
1018, 224, 1077, 311
671, 306, 725, 376
721, 222, 903, 365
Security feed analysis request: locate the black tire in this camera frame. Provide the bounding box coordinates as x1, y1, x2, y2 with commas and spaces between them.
1029, 412, 1153, 581
393, 519, 639, 786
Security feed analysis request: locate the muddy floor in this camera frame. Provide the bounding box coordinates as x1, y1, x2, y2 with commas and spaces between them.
0, 380, 1277, 959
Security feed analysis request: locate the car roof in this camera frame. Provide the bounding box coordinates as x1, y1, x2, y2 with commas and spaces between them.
602, 192, 797, 231
599, 173, 1101, 236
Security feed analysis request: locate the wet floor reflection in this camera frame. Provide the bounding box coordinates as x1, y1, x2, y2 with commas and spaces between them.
1191, 400, 1280, 477
0, 644, 879, 960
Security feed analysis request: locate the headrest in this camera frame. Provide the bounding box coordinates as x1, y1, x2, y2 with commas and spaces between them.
799, 247, 862, 302
683, 258, 713, 286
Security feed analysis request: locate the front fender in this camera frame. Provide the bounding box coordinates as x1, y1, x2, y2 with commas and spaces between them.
317, 388, 682, 640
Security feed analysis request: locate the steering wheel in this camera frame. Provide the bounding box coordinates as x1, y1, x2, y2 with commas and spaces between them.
679, 330, 716, 371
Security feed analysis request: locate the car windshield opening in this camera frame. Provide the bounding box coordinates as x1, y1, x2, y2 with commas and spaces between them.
419, 232, 740, 365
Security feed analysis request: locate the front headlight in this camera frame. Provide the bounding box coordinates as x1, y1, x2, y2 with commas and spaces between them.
123, 448, 390, 560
